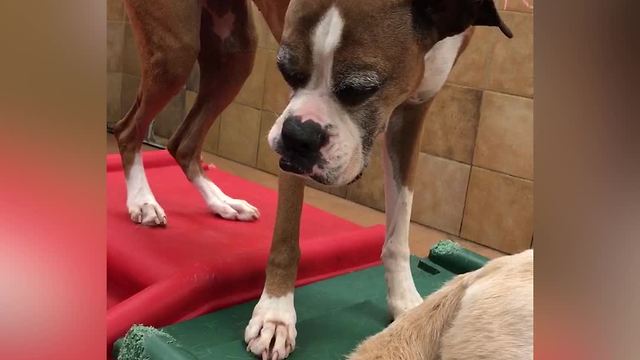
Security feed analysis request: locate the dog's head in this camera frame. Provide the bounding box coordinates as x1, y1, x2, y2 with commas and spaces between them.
268, 0, 511, 186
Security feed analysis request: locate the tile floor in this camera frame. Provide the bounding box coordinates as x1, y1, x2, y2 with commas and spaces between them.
107, 134, 504, 259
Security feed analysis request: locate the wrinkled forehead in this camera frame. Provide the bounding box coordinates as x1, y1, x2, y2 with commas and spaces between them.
282, 0, 418, 78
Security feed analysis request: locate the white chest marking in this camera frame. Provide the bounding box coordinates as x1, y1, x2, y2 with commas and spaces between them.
409, 33, 465, 104
212, 11, 235, 40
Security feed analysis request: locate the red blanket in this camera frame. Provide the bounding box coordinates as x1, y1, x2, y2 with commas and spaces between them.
106, 151, 384, 349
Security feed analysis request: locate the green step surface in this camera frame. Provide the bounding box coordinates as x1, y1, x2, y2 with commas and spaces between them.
114, 241, 486, 360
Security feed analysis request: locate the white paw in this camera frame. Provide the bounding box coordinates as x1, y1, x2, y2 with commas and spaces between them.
125, 152, 166, 226
127, 200, 167, 226
387, 288, 423, 319
193, 176, 260, 222
245, 293, 297, 360
213, 196, 260, 222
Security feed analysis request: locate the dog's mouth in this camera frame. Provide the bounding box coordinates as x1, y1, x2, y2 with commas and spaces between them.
278, 158, 364, 187
278, 157, 310, 176
278, 156, 333, 186
347, 171, 364, 185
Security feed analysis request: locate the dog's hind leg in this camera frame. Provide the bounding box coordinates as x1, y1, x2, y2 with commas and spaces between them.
114, 0, 201, 226
383, 101, 432, 318
166, 0, 260, 221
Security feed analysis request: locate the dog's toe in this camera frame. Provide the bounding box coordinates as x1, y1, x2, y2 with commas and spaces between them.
128, 202, 167, 227
208, 197, 259, 222
246, 321, 294, 360
225, 198, 260, 221
245, 294, 296, 359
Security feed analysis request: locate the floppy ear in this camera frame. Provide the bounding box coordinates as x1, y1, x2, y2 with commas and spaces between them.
413, 0, 512, 40
474, 0, 513, 38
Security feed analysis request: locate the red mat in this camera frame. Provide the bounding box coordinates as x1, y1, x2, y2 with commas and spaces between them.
106, 151, 385, 349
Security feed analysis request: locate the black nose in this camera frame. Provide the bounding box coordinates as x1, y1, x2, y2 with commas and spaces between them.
281, 116, 327, 156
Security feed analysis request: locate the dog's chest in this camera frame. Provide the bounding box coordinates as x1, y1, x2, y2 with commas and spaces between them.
409, 33, 465, 104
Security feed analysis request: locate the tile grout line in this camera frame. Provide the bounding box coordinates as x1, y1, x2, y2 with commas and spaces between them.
255, 111, 265, 171
420, 148, 533, 182
446, 80, 534, 100
456, 88, 486, 237
457, 150, 476, 238
471, 165, 533, 182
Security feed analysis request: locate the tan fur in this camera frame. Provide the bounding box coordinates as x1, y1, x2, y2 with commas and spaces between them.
263, 172, 306, 297
116, 0, 257, 181
167, 0, 257, 182
262, 3, 473, 297
283, 0, 429, 131
348, 250, 533, 360
114, 0, 201, 176
253, 0, 289, 41
385, 101, 432, 190
115, 0, 482, 184
385, 27, 473, 189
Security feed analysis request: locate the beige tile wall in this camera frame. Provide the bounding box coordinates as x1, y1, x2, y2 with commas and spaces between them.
106, 0, 534, 254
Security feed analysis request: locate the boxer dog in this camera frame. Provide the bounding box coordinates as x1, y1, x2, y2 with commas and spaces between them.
114, 0, 512, 359
348, 250, 533, 360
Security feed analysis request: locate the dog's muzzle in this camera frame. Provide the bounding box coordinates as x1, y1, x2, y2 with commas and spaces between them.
277, 115, 328, 175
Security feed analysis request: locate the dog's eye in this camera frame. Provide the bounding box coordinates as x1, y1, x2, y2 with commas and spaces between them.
278, 64, 309, 89
277, 47, 309, 89
334, 84, 379, 106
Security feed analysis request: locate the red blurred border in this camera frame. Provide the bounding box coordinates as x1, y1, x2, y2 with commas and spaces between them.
0, 1, 107, 359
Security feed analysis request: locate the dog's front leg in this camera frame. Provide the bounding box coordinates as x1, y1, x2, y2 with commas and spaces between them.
382, 101, 432, 318
245, 172, 305, 360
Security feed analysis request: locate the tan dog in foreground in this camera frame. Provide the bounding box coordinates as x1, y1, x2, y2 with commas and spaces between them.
348, 250, 533, 360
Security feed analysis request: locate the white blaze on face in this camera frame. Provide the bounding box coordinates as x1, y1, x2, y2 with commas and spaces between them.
309, 6, 344, 91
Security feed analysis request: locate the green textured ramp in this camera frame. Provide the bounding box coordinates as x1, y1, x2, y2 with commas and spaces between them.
114, 243, 487, 360
116, 325, 199, 360
427, 240, 488, 274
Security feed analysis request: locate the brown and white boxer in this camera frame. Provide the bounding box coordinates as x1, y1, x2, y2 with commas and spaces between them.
114, 0, 511, 359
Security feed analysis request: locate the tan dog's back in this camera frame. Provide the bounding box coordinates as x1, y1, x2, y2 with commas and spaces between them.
348, 250, 533, 360
440, 250, 533, 359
